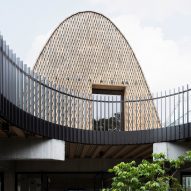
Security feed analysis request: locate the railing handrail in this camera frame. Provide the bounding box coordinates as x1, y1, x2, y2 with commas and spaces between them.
1, 34, 191, 144
1, 42, 191, 103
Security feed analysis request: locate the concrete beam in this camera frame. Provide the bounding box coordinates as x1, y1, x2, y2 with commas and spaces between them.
153, 142, 190, 160
9, 126, 25, 138
0, 138, 65, 161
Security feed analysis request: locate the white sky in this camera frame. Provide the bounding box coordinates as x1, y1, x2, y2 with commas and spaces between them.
0, 0, 191, 94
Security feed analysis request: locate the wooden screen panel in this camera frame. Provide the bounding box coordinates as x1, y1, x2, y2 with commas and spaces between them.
34, 11, 160, 131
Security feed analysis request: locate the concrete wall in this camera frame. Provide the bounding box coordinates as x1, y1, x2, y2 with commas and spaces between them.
153, 141, 191, 160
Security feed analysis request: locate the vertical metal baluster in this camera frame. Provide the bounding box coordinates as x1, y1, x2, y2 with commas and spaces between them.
27, 67, 30, 113
165, 90, 166, 128
3, 41, 6, 99
27, 71, 32, 118
147, 95, 150, 130
173, 89, 176, 141
104, 96, 106, 131
10, 48, 13, 103
13, 53, 17, 106
1, 40, 4, 113
23, 64, 27, 112
46, 81, 49, 122
24, 65, 27, 112
43, 78, 48, 136
4, 42, 7, 113
13, 52, 16, 105
69, 90, 72, 128
108, 96, 110, 130
132, 96, 134, 130
73, 91, 76, 128
89, 94, 91, 130
178, 87, 180, 125
128, 97, 129, 131
80, 93, 83, 129
6, 45, 9, 103
140, 97, 141, 130
65, 89, 68, 127
152, 94, 154, 129
174, 89, 176, 127
120, 96, 122, 131
39, 79, 42, 122
9, 47, 12, 103
49, 82, 52, 123
14, 54, 17, 106
42, 78, 45, 121
8, 47, 10, 102
58, 85, 61, 126
19, 61, 23, 111
187, 84, 189, 123
2, 40, 4, 98
135, 96, 137, 130
81, 93, 84, 129
61, 87, 64, 126
31, 70, 34, 116
116, 95, 117, 131
182, 86, 184, 125
45, 79, 47, 125
23, 65, 27, 113
156, 93, 158, 128
11, 51, 14, 104
16, 58, 19, 107
0, 35, 2, 110
9, 48, 12, 120
161, 91, 163, 128
38, 75, 41, 120
169, 90, 171, 127
2, 41, 6, 99
53, 84, 56, 125
92, 95, 95, 130
96, 94, 98, 130
84, 94, 87, 130
34, 73, 38, 118
27, 68, 31, 113
6, 44, 9, 102
112, 96, 113, 130
165, 91, 167, 140
100, 95, 102, 131
0, 35, 2, 112
78, 92, 80, 129
143, 97, 146, 130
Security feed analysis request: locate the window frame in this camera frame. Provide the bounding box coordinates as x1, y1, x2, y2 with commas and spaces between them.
92, 84, 125, 131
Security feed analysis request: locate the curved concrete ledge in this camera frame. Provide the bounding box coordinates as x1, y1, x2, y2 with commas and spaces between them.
0, 138, 65, 161
1, 95, 191, 145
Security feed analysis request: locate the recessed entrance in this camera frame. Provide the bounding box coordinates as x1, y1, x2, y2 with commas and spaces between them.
16, 172, 112, 191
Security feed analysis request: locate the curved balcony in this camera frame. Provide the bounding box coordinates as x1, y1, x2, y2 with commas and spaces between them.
0, 35, 191, 145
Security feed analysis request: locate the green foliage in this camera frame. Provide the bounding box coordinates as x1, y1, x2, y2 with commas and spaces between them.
103, 151, 191, 191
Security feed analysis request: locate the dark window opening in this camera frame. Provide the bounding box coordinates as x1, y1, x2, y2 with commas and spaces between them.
92, 87, 124, 131
182, 174, 191, 191
0, 173, 3, 191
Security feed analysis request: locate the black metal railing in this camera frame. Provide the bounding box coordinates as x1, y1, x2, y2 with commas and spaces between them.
0, 35, 191, 144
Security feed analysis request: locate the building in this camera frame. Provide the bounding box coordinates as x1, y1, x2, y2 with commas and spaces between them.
0, 11, 191, 191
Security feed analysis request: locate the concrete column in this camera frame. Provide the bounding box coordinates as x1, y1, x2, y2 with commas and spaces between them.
153, 142, 190, 160
4, 171, 15, 191
0, 138, 65, 161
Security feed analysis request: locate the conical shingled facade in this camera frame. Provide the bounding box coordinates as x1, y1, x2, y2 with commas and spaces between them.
34, 11, 160, 131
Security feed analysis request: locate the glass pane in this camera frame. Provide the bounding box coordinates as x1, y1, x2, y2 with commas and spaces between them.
92, 94, 122, 131
182, 175, 191, 191
17, 174, 41, 191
